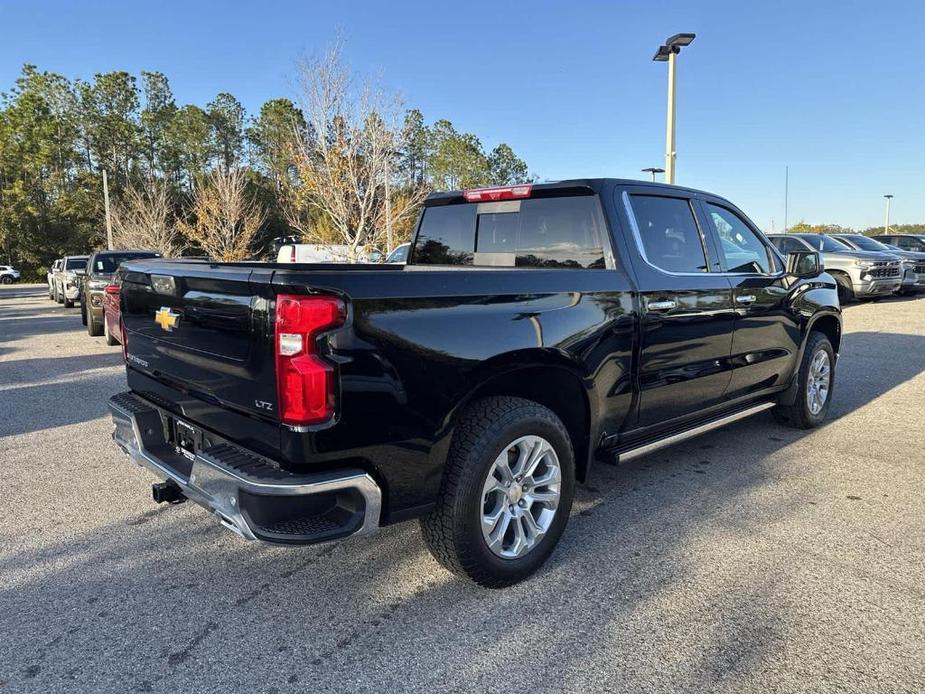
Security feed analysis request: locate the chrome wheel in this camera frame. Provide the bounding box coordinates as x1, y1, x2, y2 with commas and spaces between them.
480, 435, 561, 559
806, 349, 831, 415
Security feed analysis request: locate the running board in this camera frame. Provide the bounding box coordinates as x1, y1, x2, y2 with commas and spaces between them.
617, 401, 777, 463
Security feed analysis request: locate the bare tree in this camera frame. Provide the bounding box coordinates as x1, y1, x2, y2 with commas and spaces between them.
289, 43, 427, 261
111, 180, 183, 256
179, 167, 266, 261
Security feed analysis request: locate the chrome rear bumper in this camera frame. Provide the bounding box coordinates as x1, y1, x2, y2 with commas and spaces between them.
108, 391, 382, 544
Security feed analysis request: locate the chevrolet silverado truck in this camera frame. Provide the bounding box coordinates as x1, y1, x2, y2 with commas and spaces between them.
832, 234, 925, 295
767, 233, 901, 303
108, 179, 841, 587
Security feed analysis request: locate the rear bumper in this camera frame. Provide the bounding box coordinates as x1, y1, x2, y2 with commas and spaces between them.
108, 391, 382, 545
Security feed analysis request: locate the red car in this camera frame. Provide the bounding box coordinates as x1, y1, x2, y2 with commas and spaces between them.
102, 276, 123, 346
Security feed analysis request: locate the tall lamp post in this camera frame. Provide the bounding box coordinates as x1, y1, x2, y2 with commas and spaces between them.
883, 194, 894, 234
641, 167, 665, 182
653, 33, 696, 185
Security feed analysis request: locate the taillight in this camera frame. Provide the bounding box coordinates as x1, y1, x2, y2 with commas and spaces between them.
274, 294, 345, 426
463, 184, 533, 202
289, 245, 297, 263
104, 283, 120, 295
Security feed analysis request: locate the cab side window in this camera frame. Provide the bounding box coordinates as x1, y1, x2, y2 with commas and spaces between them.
629, 195, 708, 273
706, 203, 775, 274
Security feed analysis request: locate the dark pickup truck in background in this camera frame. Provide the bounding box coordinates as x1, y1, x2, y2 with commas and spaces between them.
109, 179, 841, 587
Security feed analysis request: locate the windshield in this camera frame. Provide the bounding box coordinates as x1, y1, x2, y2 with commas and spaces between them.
794, 235, 852, 253
93, 252, 159, 273
839, 235, 891, 252
65, 258, 87, 271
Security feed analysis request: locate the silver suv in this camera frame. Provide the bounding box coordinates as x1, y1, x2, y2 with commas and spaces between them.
767, 233, 901, 302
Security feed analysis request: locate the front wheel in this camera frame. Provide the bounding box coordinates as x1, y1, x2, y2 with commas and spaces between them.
774, 332, 835, 429
420, 396, 575, 588
104, 316, 118, 345
832, 273, 854, 305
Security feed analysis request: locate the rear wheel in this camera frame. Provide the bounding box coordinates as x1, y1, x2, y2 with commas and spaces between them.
420, 396, 575, 588
80, 300, 88, 325
64, 296, 74, 308
0, 276, 12, 284
774, 332, 835, 429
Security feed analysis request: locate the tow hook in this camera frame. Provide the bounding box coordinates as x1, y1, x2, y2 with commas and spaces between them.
152, 480, 186, 505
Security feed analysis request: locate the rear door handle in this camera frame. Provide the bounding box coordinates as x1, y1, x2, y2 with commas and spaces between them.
736, 294, 757, 304
647, 299, 677, 312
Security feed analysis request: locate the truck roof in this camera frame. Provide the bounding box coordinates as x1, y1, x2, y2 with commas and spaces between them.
424, 178, 717, 206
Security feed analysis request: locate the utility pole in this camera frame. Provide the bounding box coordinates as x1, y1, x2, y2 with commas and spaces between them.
384, 155, 393, 255
784, 165, 789, 232
883, 194, 893, 234
102, 169, 113, 250
653, 33, 695, 185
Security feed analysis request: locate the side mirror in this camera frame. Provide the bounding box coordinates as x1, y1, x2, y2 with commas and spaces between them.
786, 250, 822, 279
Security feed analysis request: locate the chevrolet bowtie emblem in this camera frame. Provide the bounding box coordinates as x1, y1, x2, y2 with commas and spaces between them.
154, 306, 180, 332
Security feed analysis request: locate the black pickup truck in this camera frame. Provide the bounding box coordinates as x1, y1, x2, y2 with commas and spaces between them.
108, 179, 841, 587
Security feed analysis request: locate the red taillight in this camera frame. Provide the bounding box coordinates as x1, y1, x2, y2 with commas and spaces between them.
289, 245, 297, 263
463, 184, 533, 202
274, 294, 345, 426
104, 283, 120, 295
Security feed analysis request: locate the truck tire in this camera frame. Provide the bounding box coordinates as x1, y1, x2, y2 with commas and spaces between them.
773, 332, 834, 429
103, 316, 118, 345
831, 272, 854, 305
80, 301, 88, 325
48, 284, 54, 300
88, 312, 103, 336
64, 296, 74, 308
420, 396, 575, 588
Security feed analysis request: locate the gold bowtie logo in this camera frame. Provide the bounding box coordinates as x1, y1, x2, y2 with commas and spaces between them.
154, 306, 180, 332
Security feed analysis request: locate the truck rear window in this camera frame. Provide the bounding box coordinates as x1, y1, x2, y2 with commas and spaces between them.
412, 196, 607, 269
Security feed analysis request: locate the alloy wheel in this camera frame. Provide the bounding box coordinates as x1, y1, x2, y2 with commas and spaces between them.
480, 435, 562, 559
806, 349, 831, 415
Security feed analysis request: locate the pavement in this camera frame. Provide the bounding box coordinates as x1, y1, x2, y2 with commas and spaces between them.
1, 283, 923, 693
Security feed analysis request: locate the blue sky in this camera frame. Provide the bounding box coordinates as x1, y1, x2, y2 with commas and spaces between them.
1, 0, 922, 230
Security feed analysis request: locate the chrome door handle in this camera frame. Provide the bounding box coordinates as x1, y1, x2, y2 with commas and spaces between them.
736, 294, 757, 304
647, 299, 677, 311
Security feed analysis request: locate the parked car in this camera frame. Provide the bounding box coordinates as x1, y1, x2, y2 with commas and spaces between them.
276, 244, 377, 264
767, 233, 901, 303
831, 234, 925, 295
47, 259, 63, 299
0, 265, 21, 284
53, 255, 89, 307
385, 243, 411, 264
81, 250, 161, 335
109, 179, 840, 587
872, 234, 925, 253
102, 269, 126, 346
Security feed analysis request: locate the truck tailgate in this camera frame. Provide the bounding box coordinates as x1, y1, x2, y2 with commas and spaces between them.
121, 262, 278, 421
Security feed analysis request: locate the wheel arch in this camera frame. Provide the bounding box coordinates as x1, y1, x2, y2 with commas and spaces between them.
440, 351, 596, 483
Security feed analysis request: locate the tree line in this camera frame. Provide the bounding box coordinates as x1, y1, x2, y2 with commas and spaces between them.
786, 222, 925, 237
0, 46, 531, 279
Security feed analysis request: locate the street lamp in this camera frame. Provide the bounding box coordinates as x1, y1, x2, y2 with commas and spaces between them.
653, 33, 696, 185
641, 167, 665, 182
883, 194, 894, 234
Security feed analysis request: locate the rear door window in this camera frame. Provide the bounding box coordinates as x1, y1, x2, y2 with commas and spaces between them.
628, 195, 708, 273
412, 196, 608, 269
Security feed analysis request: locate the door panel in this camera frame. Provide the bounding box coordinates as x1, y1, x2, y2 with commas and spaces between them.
621, 190, 736, 428
698, 200, 801, 398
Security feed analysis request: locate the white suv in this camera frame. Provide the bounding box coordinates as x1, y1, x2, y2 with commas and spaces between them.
0, 265, 20, 284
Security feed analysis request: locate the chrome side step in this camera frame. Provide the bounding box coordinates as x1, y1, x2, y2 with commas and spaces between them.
618, 401, 777, 463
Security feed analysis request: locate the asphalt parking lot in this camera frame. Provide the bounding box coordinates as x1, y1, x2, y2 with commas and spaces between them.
1, 283, 923, 693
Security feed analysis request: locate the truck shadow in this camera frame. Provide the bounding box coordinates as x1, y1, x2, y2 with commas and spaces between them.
0, 330, 922, 691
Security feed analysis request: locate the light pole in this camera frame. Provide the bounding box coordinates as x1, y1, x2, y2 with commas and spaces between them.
883, 194, 894, 234
653, 33, 696, 185
642, 167, 665, 182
